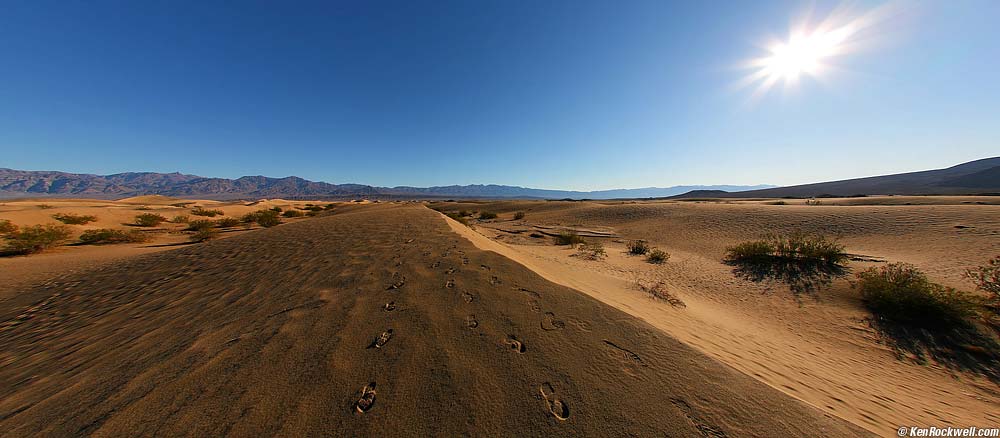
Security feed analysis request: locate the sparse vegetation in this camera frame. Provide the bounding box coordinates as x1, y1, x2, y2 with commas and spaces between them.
458, 210, 472, 217
185, 219, 216, 231
282, 210, 305, 218
446, 212, 470, 226
635, 280, 685, 307
554, 231, 585, 246
575, 242, 607, 260
856, 263, 980, 329
513, 211, 526, 220
324, 203, 337, 210
967, 256, 1000, 308
646, 249, 670, 264
191, 206, 224, 217
52, 213, 98, 225
805, 198, 822, 206
0, 219, 18, 235
270, 207, 283, 212
134, 206, 152, 210
170, 215, 190, 224
725, 233, 847, 266
478, 211, 498, 220
242, 210, 281, 227
769, 200, 788, 205
2, 224, 72, 255
79, 228, 148, 244
37, 204, 54, 209
216, 217, 241, 228
627, 240, 650, 255
303, 205, 324, 212
134, 213, 168, 227
189, 228, 219, 242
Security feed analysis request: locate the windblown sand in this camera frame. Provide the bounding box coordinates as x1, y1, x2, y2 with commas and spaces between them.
0, 203, 867, 436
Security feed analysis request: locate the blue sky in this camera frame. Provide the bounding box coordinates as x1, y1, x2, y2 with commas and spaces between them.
1, 0, 997, 190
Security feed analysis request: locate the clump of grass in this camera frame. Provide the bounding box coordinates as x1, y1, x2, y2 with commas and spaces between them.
242, 210, 281, 227
769, 200, 788, 205
270, 206, 283, 212
134, 213, 167, 227
79, 228, 148, 244
635, 280, 685, 307
191, 206, 224, 217
446, 212, 470, 226
554, 231, 585, 246
627, 240, 650, 255
0, 219, 19, 235
52, 213, 98, 225
575, 242, 607, 260
189, 228, 219, 242
725, 233, 847, 265
324, 203, 337, 210
646, 249, 670, 264
856, 263, 980, 329
303, 205, 324, 212
2, 224, 72, 255
282, 210, 305, 218
134, 206, 152, 211
968, 256, 1000, 307
215, 217, 241, 228
458, 210, 472, 217
478, 212, 498, 220
36, 204, 54, 209
170, 215, 190, 224
513, 211, 526, 220
185, 219, 216, 231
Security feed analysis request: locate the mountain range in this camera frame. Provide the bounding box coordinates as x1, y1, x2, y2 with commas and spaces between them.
0, 168, 772, 200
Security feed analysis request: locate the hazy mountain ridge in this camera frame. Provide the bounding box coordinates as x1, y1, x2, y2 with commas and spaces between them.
0, 168, 770, 200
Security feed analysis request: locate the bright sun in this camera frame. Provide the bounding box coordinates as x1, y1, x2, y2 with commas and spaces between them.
761, 27, 851, 80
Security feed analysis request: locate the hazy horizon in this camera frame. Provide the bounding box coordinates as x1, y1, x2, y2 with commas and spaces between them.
3, 1, 998, 191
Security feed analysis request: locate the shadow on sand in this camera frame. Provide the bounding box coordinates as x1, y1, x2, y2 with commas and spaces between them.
726, 257, 848, 297
867, 318, 1000, 383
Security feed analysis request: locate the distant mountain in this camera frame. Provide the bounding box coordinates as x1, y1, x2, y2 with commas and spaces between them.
0, 168, 772, 200
672, 157, 1000, 198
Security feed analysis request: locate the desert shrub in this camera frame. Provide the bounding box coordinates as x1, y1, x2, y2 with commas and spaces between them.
627, 240, 650, 255
647, 249, 670, 264
513, 211, 526, 220
191, 206, 224, 217
0, 219, 18, 235
855, 263, 980, 329
725, 233, 847, 265
134, 206, 152, 210
216, 217, 241, 228
185, 219, 216, 231
967, 256, 1000, 305
458, 210, 472, 217
242, 210, 281, 227
189, 228, 219, 242
635, 280, 685, 307
3, 224, 72, 255
52, 213, 97, 225
170, 215, 190, 224
446, 212, 470, 226
575, 242, 607, 260
478, 212, 498, 220
37, 204, 54, 209
79, 228, 148, 244
324, 203, 337, 210
769, 201, 788, 205
270, 207, 282, 212
306, 210, 320, 217
554, 231, 585, 246
282, 210, 305, 218
134, 213, 167, 227
304, 205, 324, 212
805, 198, 822, 206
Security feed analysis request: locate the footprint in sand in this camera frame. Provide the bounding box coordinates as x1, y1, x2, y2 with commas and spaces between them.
480, 264, 491, 270
539, 383, 570, 421
445, 268, 456, 274
461, 292, 475, 303
462, 257, 469, 265
368, 329, 393, 349
446, 279, 455, 288
489, 276, 501, 286
431, 261, 440, 268
504, 335, 526, 353
355, 382, 377, 413
386, 273, 405, 290
541, 312, 565, 331
465, 315, 479, 328
670, 398, 728, 438
383, 302, 396, 311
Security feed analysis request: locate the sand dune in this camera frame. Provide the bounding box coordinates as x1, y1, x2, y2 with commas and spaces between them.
0, 204, 866, 436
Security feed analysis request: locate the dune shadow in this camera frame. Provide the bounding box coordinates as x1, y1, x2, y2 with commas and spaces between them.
726, 258, 848, 297
867, 317, 1000, 382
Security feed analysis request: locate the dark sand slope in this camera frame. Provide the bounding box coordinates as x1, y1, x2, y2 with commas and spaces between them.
1, 204, 867, 437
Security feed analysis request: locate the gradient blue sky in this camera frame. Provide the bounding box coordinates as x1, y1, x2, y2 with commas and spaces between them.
2, 1, 997, 190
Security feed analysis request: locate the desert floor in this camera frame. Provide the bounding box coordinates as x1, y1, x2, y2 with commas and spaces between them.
1, 196, 997, 436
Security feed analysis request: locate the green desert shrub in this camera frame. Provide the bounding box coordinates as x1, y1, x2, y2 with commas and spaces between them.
0, 219, 17, 235
725, 233, 847, 265
185, 219, 216, 231
242, 210, 281, 227
3, 224, 72, 255
215, 217, 241, 228
304, 205, 324, 212
513, 211, 526, 220
79, 228, 148, 244
191, 206, 224, 217
189, 228, 219, 242
855, 263, 980, 329
967, 256, 1000, 302
170, 215, 190, 224
554, 231, 585, 246
446, 212, 470, 226
282, 210, 305, 218
134, 213, 167, 227
575, 242, 607, 260
646, 248, 670, 264
627, 239, 650, 255
478, 211, 498, 220
270, 207, 283, 212
52, 213, 98, 225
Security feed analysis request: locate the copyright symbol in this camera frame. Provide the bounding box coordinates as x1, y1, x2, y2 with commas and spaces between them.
897, 426, 908, 436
